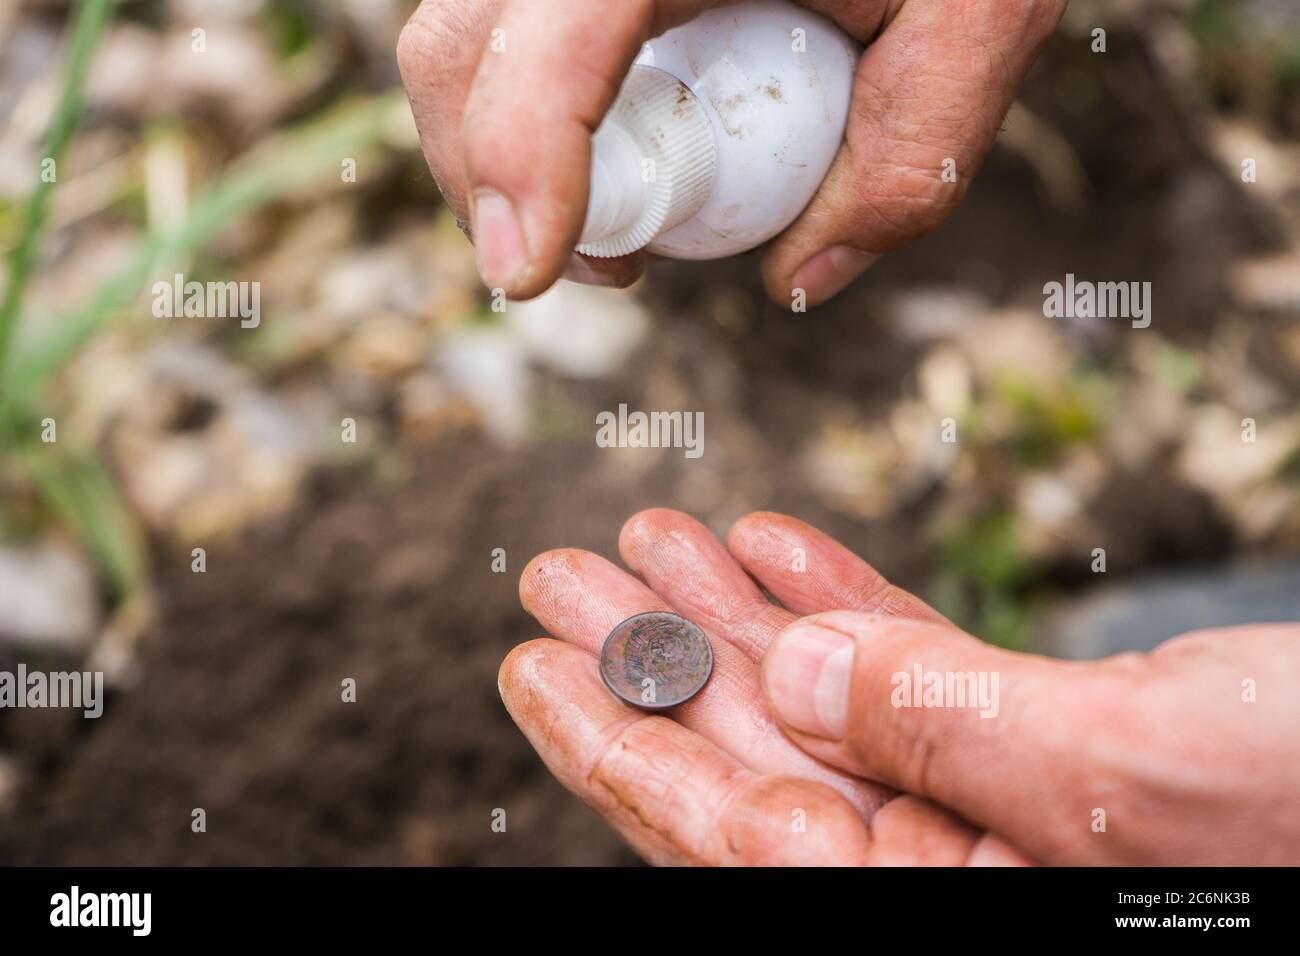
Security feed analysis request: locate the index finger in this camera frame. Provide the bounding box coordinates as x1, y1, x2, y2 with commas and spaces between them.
397, 0, 645, 289
500, 638, 873, 865
460, 0, 712, 298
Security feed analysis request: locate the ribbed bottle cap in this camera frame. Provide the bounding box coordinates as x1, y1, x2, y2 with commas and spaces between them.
577, 65, 717, 258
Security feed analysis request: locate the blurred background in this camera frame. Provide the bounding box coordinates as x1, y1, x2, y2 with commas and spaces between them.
0, 0, 1297, 864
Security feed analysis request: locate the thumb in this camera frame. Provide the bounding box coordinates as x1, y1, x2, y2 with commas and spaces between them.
760, 0, 1066, 307
762, 610, 1085, 840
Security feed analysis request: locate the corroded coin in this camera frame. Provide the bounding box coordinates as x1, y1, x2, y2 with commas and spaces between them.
600, 611, 713, 709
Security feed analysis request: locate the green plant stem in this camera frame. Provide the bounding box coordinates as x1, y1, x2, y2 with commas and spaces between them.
17, 443, 146, 600
0, 0, 114, 408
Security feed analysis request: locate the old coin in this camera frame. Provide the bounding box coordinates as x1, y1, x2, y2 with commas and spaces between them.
600, 611, 713, 709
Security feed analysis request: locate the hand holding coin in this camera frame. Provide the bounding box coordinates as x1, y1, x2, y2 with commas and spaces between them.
506, 510, 1300, 866
505, 509, 1027, 866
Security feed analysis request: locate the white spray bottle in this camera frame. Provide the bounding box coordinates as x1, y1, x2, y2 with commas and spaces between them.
576, 0, 861, 260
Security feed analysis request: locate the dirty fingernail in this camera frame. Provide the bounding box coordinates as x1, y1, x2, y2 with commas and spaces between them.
471, 188, 528, 290
764, 621, 853, 739
790, 246, 876, 306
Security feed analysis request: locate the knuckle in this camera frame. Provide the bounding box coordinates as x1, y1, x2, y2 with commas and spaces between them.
841, 571, 891, 610
397, 0, 483, 87
395, 13, 439, 79
720, 776, 871, 866
862, 165, 962, 248
1016, 0, 1070, 40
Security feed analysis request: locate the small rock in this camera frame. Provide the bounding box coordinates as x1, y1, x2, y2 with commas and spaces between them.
509, 281, 649, 379
0, 540, 101, 650
800, 420, 901, 519
106, 342, 324, 540
917, 345, 972, 415
889, 286, 988, 343
957, 307, 1069, 389
398, 372, 478, 442
438, 328, 530, 443
317, 246, 425, 328
1232, 251, 1300, 312
337, 313, 428, 378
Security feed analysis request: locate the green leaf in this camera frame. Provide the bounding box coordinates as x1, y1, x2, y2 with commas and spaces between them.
0, 0, 115, 407
15, 443, 146, 602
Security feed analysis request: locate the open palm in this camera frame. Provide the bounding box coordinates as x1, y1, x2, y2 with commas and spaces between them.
502, 508, 1031, 865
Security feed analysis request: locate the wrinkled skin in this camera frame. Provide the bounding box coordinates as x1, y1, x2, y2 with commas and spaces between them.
501, 509, 1300, 865
398, 0, 1069, 305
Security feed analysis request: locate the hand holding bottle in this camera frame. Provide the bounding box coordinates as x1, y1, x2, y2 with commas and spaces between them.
398, 0, 1068, 305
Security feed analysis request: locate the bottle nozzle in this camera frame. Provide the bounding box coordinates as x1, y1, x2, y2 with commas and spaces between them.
576, 66, 716, 258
